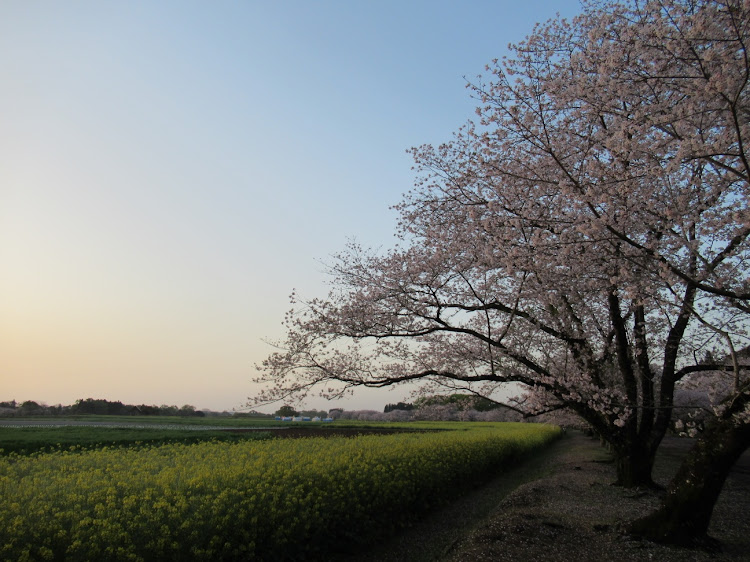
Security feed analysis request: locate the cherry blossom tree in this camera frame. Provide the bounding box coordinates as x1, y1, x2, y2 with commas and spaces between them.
253, 0, 748, 543
630, 346, 750, 544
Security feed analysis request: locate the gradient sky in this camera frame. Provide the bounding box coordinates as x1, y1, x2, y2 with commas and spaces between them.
1, 0, 582, 413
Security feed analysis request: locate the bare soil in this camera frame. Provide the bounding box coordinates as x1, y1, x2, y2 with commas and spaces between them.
342, 430, 750, 562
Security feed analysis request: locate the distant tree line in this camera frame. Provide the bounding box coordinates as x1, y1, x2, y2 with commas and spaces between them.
0, 398, 215, 417
412, 393, 521, 422
328, 393, 545, 423
272, 405, 328, 418
383, 402, 414, 413
1, 395, 590, 424
269, 394, 565, 422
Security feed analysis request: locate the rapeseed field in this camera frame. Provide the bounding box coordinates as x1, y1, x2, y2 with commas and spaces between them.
0, 422, 560, 561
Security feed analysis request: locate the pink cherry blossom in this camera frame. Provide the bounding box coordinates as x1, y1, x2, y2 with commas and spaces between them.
252, 2, 749, 537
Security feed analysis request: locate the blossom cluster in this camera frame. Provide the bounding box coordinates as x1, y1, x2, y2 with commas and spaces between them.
0, 422, 560, 561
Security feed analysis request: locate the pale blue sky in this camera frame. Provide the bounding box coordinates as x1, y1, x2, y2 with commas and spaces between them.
0, 1, 582, 412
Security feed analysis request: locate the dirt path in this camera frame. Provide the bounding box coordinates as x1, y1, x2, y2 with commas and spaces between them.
337, 432, 585, 562
343, 431, 750, 562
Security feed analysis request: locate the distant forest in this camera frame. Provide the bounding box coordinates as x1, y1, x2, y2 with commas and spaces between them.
0, 398, 228, 417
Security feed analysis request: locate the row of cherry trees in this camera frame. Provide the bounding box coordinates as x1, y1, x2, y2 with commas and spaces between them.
253, 0, 749, 545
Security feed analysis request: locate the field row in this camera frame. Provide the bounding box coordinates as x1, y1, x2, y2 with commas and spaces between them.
0, 424, 276, 455
0, 422, 561, 561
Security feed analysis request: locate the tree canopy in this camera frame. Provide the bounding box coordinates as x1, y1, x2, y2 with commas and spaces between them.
253, 0, 749, 544
274, 405, 299, 417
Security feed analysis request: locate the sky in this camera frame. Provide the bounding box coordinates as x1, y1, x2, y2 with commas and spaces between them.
0, 0, 582, 413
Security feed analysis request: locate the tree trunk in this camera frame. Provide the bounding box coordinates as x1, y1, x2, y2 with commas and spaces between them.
614, 449, 656, 487
587, 422, 659, 488
629, 419, 750, 546
613, 440, 657, 488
